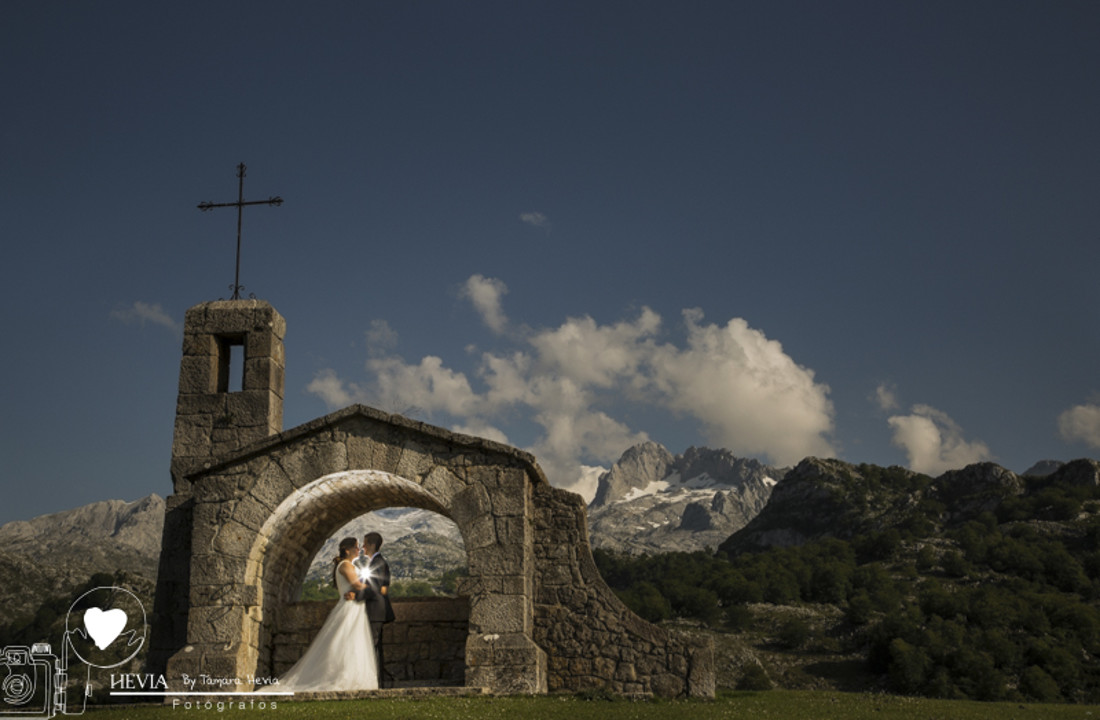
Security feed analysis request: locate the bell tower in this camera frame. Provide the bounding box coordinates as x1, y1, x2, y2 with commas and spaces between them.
170, 299, 285, 491
150, 299, 285, 675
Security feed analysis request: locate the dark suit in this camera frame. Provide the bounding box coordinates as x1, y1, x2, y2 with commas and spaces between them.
354, 553, 394, 685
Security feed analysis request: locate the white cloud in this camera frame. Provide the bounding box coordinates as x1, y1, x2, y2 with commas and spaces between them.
1058, 403, 1100, 448
460, 274, 510, 334
111, 301, 181, 334
367, 354, 480, 417
307, 274, 838, 498
305, 369, 366, 408
365, 319, 398, 356
888, 404, 993, 475
648, 310, 836, 466
873, 382, 900, 412
519, 211, 550, 232
529, 309, 660, 389
451, 421, 510, 446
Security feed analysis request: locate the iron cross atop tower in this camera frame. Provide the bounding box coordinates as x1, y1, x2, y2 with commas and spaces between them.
197, 163, 283, 300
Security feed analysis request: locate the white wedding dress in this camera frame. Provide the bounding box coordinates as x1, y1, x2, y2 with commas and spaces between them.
275, 560, 378, 692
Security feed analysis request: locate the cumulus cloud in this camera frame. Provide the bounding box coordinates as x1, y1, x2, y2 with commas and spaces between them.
307, 274, 837, 500
888, 404, 993, 475
365, 319, 398, 356
305, 369, 366, 408
873, 382, 900, 412
649, 310, 836, 465
460, 274, 510, 334
368, 354, 480, 417
1058, 403, 1100, 448
111, 301, 181, 334
519, 211, 551, 232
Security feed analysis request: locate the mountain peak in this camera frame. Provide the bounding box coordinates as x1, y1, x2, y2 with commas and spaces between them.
588, 442, 782, 554
590, 441, 675, 508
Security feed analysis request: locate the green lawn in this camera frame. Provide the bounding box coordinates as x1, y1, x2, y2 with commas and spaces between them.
85, 690, 1100, 720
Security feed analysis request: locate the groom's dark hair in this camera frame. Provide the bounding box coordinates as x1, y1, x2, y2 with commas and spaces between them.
364, 532, 383, 550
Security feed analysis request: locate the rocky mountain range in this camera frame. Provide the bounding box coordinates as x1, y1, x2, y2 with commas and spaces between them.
587, 441, 785, 554
0, 495, 164, 627
718, 456, 1100, 557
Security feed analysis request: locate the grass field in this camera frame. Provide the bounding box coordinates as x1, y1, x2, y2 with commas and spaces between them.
84, 690, 1100, 720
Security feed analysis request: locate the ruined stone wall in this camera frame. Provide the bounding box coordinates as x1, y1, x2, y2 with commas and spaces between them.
271, 596, 468, 686
531, 483, 715, 698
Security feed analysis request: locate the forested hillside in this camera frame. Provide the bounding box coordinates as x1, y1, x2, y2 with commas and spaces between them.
595, 459, 1100, 702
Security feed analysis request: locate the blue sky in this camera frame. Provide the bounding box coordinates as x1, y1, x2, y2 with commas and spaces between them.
2, 1, 1099, 525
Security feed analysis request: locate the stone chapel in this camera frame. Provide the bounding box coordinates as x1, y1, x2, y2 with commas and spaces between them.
147, 299, 713, 697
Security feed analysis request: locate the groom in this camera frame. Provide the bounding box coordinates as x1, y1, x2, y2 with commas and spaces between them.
353, 531, 394, 686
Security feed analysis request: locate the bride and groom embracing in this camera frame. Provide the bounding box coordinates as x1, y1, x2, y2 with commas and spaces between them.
276, 532, 395, 692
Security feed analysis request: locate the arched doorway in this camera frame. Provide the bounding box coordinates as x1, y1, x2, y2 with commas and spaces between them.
269, 478, 470, 687
248, 471, 471, 685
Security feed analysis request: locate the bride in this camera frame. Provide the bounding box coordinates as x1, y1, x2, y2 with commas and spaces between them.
275, 537, 378, 692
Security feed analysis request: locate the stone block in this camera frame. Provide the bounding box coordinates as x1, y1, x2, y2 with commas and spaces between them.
189, 583, 259, 608
186, 605, 249, 645
243, 356, 283, 392
178, 356, 217, 394
492, 470, 528, 515
651, 674, 683, 698
469, 594, 527, 634
615, 662, 637, 682
231, 497, 270, 533
190, 554, 247, 587
344, 435, 378, 472
450, 484, 492, 528
226, 392, 273, 425
468, 542, 524, 576
245, 328, 282, 360
463, 513, 497, 552
204, 518, 254, 559
182, 332, 218, 357
248, 461, 295, 511
165, 650, 201, 691
394, 439, 434, 480
173, 415, 214, 452
279, 439, 349, 487
421, 466, 462, 506
494, 515, 527, 547
202, 648, 252, 688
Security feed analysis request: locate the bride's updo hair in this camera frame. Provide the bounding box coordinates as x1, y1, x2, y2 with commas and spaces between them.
332, 536, 359, 586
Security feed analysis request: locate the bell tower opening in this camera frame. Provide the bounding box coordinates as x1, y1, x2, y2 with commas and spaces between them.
216, 334, 246, 393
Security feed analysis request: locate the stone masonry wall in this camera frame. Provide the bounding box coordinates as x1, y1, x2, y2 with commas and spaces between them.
531, 483, 715, 698
272, 596, 468, 686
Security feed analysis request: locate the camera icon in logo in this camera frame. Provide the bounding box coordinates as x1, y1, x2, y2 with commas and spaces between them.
0, 643, 66, 718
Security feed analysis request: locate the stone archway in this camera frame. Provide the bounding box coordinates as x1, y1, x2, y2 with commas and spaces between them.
253, 470, 468, 686
148, 300, 713, 698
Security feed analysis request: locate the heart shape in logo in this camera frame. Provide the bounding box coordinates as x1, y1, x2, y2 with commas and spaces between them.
84, 607, 128, 650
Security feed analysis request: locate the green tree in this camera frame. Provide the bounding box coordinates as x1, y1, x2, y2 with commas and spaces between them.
888, 638, 931, 694
1020, 665, 1062, 702
617, 581, 670, 623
